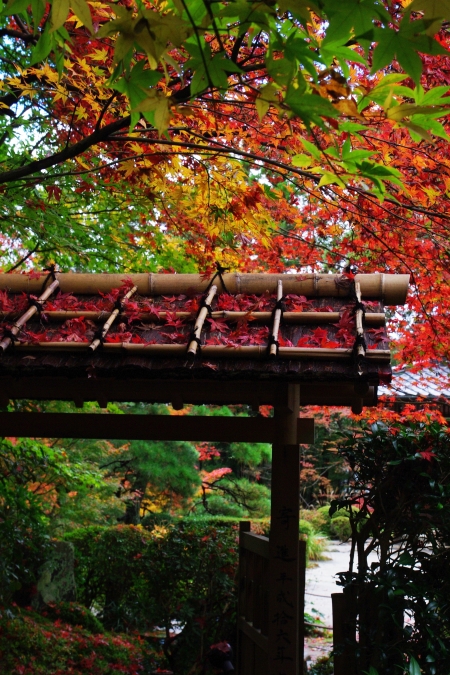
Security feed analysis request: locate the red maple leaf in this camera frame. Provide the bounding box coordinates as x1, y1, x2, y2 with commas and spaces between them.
27, 270, 43, 280
320, 339, 341, 348
296, 336, 315, 347
161, 331, 188, 344
105, 332, 133, 343
216, 294, 240, 311
202, 361, 219, 370
164, 311, 186, 328
251, 327, 269, 344
143, 303, 160, 319
0, 290, 12, 311
367, 327, 387, 343
278, 335, 293, 347
419, 450, 436, 461
206, 317, 229, 332
98, 288, 121, 304
120, 276, 135, 291
196, 442, 220, 460
205, 336, 223, 345
312, 327, 328, 342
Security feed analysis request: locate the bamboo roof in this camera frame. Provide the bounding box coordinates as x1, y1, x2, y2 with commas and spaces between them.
0, 271, 409, 412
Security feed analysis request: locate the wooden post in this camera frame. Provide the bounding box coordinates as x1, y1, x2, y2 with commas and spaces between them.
268, 383, 300, 675
332, 589, 357, 675
238, 521, 251, 675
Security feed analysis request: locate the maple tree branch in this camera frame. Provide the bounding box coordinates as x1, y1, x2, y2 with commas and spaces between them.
12, 13, 35, 37
109, 134, 318, 180
350, 186, 450, 223
0, 116, 132, 184
180, 0, 214, 91
202, 0, 225, 51
231, 33, 246, 63
95, 92, 117, 132
0, 28, 34, 42
323, 188, 442, 335
7, 243, 42, 272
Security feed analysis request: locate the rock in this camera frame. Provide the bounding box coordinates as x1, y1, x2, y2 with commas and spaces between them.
32, 540, 76, 609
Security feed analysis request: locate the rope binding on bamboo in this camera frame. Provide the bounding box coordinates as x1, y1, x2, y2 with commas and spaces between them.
0, 276, 60, 352
204, 262, 230, 294
89, 284, 138, 352
41, 263, 59, 293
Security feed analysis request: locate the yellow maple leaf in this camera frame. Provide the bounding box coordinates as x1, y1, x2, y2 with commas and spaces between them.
75, 106, 88, 120
90, 48, 109, 62
128, 141, 144, 154
41, 63, 59, 83
53, 90, 69, 104
421, 185, 440, 204
76, 58, 91, 74
120, 160, 137, 178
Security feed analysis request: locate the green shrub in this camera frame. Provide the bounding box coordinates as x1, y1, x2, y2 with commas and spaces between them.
0, 439, 53, 604
315, 505, 333, 535
331, 505, 360, 519
330, 516, 352, 541
299, 519, 314, 536
44, 602, 104, 633
299, 519, 328, 561
334, 416, 450, 674
65, 522, 239, 673
300, 508, 329, 534
0, 606, 156, 675
64, 524, 153, 611
312, 505, 363, 540
308, 655, 334, 674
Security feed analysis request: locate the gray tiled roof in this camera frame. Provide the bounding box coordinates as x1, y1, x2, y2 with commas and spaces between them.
379, 365, 450, 400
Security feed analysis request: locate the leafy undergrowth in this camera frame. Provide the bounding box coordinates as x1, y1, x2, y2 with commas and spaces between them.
0, 606, 158, 675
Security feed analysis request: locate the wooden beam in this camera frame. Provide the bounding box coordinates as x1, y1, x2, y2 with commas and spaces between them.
0, 376, 378, 407
0, 412, 314, 443
240, 531, 270, 558
238, 617, 269, 654
9, 341, 391, 361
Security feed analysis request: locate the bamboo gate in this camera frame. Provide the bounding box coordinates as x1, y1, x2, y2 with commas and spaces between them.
0, 271, 409, 675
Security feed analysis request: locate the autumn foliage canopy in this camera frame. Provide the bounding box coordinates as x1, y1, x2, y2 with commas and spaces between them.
1, 0, 450, 367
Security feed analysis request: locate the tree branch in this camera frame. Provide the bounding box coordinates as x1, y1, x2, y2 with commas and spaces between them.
0, 28, 35, 42
0, 115, 131, 183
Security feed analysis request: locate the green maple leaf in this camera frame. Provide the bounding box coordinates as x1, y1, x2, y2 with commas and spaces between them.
277, 0, 322, 25
323, 0, 389, 45
371, 18, 447, 84
408, 0, 450, 20
285, 91, 338, 129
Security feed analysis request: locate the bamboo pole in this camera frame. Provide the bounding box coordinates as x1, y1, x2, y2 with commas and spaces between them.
354, 281, 366, 361
89, 286, 138, 352
0, 273, 410, 305
11, 341, 391, 361
269, 279, 283, 357
0, 279, 60, 351
187, 285, 217, 356
0, 310, 386, 326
